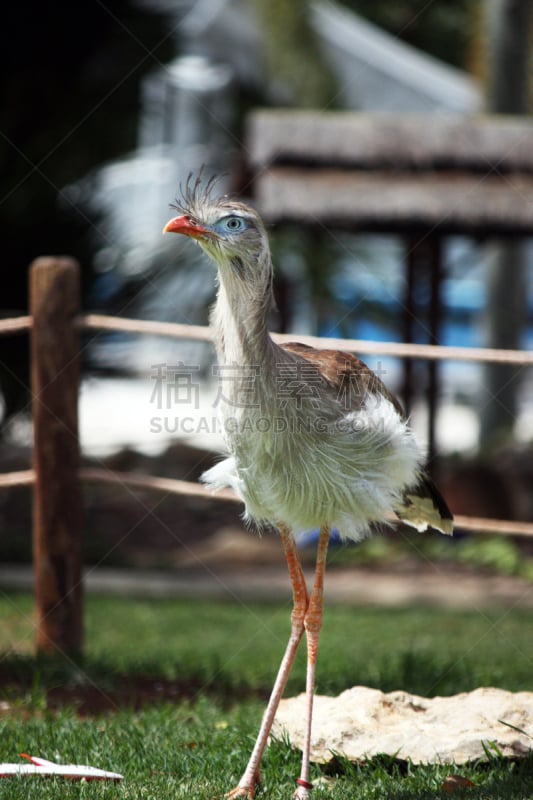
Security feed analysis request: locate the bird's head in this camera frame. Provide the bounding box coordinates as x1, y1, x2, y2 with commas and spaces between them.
163, 174, 270, 286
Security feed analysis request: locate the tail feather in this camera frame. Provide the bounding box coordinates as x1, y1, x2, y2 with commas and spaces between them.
396, 474, 453, 535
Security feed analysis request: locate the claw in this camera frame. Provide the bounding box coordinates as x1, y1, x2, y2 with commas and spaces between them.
226, 788, 255, 800
226, 769, 261, 799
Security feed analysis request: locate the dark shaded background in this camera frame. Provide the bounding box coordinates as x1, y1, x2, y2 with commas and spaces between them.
1, 1, 174, 420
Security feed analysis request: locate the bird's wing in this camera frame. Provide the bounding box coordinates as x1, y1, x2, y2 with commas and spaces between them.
280, 341, 405, 416
281, 342, 454, 535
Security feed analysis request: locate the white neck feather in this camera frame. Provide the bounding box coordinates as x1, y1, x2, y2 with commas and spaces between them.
210, 255, 276, 368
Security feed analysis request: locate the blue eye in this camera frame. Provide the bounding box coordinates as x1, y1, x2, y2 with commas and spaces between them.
219, 215, 246, 233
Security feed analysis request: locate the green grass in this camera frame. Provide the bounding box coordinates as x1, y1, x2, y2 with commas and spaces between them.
1, 592, 533, 798
327, 530, 533, 584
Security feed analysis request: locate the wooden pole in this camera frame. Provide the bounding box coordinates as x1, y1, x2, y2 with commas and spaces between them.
427, 236, 443, 467
30, 257, 83, 657
401, 240, 416, 418
481, 0, 532, 444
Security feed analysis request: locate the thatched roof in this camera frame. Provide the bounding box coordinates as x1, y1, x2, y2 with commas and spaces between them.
248, 111, 533, 235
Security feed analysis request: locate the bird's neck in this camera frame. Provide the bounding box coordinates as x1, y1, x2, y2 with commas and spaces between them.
210, 257, 275, 369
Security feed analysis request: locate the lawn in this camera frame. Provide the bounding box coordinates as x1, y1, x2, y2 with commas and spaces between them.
0, 591, 532, 798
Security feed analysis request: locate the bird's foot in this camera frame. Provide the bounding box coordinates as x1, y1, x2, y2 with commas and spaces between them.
225, 788, 255, 800
226, 770, 261, 799
293, 778, 313, 800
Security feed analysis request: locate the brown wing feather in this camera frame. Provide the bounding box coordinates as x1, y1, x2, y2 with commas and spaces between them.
281, 341, 405, 416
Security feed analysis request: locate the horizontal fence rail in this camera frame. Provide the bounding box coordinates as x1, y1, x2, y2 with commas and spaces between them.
0, 469, 35, 487
78, 313, 533, 365
79, 467, 239, 504
3, 311, 533, 365
0, 315, 32, 335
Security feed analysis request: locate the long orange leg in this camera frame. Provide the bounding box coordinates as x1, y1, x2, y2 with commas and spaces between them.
228, 524, 309, 799
294, 525, 330, 800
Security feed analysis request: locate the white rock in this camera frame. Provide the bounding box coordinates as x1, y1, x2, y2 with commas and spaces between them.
273, 686, 533, 764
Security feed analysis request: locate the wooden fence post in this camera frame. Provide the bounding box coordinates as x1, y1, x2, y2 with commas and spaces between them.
30, 257, 83, 657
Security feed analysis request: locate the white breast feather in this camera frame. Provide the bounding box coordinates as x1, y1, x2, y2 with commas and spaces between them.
202, 394, 423, 541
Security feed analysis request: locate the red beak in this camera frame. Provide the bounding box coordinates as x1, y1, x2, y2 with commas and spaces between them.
163, 215, 210, 240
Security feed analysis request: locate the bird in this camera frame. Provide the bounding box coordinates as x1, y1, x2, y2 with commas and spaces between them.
163, 174, 453, 799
